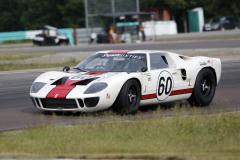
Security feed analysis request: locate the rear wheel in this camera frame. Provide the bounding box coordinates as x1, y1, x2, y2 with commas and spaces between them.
188, 68, 216, 106
113, 79, 140, 114
60, 41, 68, 46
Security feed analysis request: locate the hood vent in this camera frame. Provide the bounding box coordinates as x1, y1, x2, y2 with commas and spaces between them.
51, 77, 98, 86
51, 77, 69, 85
72, 78, 99, 86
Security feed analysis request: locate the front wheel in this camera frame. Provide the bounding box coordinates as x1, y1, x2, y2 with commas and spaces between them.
113, 79, 141, 114
188, 68, 216, 106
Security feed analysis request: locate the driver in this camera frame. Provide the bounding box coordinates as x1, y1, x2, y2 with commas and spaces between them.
113, 61, 127, 71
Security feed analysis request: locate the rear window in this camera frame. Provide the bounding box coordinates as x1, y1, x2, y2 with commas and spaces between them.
150, 54, 169, 70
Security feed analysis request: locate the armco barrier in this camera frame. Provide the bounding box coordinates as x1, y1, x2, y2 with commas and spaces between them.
58, 28, 74, 46
0, 31, 26, 44
0, 28, 74, 46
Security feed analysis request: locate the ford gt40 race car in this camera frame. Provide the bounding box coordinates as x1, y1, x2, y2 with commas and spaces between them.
30, 50, 221, 114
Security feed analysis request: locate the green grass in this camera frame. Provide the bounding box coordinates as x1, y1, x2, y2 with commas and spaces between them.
0, 52, 56, 61
157, 36, 240, 43
1, 39, 32, 45
0, 112, 239, 159
0, 58, 78, 71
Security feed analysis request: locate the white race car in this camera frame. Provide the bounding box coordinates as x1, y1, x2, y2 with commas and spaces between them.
30, 50, 221, 114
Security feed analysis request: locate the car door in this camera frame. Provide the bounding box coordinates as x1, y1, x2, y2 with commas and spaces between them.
145, 53, 175, 101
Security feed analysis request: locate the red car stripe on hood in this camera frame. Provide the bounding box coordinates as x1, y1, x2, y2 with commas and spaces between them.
47, 74, 103, 99
108, 50, 132, 54
47, 85, 75, 99
84, 72, 106, 75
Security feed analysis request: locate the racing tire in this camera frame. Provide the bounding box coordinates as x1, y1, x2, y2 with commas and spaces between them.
113, 79, 141, 114
32, 43, 40, 47
60, 41, 68, 46
188, 68, 216, 107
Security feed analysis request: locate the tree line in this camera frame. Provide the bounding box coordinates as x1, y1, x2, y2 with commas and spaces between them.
0, 0, 239, 32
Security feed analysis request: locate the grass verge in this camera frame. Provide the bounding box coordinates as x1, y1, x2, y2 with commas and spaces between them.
0, 112, 239, 159
1, 39, 32, 45
0, 52, 56, 61
0, 60, 78, 71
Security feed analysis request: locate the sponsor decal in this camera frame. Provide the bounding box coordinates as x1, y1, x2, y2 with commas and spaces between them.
70, 72, 105, 80
54, 94, 58, 99
106, 93, 111, 99
199, 62, 207, 66
156, 71, 173, 101
102, 53, 144, 60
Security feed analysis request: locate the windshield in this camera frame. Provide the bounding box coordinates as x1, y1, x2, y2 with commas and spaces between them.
74, 53, 147, 72
209, 17, 220, 23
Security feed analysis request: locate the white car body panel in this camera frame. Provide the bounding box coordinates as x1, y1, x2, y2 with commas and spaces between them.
30, 50, 221, 112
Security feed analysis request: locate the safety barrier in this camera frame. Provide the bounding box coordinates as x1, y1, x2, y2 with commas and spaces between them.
0, 28, 74, 46
0, 31, 26, 44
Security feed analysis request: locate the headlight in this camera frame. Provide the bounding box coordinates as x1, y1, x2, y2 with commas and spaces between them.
84, 83, 108, 94
30, 82, 46, 93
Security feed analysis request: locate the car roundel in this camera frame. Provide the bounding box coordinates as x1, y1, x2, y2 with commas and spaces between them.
156, 70, 173, 101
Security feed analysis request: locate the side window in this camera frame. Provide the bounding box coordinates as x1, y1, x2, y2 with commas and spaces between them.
150, 54, 169, 70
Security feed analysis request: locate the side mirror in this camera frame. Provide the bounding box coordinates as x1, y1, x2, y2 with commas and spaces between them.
141, 67, 148, 72
63, 66, 70, 72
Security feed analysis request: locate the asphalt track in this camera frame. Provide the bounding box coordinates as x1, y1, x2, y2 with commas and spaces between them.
0, 39, 240, 54
0, 59, 240, 131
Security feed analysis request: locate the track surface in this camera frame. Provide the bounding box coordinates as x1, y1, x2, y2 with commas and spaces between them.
0, 59, 239, 131
0, 39, 240, 54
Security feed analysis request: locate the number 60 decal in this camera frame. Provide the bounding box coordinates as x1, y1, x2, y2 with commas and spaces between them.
157, 71, 173, 101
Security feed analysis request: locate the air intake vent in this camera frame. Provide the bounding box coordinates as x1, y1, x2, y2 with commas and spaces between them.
51, 77, 69, 85
72, 78, 99, 86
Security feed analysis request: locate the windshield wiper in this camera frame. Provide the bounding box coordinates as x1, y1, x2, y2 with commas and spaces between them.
73, 67, 86, 72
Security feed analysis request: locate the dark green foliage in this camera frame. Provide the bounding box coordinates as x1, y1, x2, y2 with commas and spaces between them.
140, 0, 240, 32
0, 0, 84, 32
0, 0, 239, 32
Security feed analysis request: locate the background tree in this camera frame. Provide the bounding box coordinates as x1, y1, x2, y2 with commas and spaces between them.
0, 1, 23, 31
0, 0, 239, 32
58, 0, 85, 28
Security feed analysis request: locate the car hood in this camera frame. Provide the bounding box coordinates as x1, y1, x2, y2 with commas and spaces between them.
34, 71, 128, 86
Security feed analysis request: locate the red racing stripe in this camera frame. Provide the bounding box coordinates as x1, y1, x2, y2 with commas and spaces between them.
84, 72, 106, 75
141, 88, 193, 100
141, 94, 157, 100
47, 85, 75, 99
170, 88, 193, 96
108, 50, 132, 54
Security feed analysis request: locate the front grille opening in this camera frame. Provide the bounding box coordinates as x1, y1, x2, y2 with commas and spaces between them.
41, 99, 78, 109
77, 99, 84, 108
84, 97, 99, 107
31, 98, 37, 107
35, 98, 41, 107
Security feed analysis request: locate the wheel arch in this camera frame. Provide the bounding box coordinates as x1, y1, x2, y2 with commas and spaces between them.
128, 78, 142, 93
113, 77, 142, 100
199, 67, 217, 84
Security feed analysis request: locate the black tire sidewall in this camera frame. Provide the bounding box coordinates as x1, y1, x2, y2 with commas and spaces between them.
192, 68, 216, 106
115, 80, 141, 114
